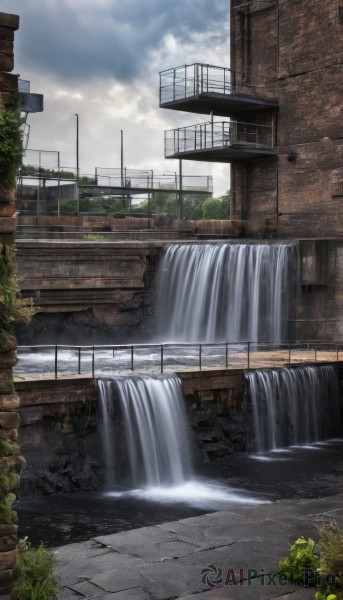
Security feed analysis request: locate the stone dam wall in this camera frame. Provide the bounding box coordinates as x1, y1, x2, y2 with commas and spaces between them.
15, 239, 343, 344
15, 365, 343, 497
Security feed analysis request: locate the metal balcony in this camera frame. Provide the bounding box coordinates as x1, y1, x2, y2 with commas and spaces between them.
165, 121, 277, 162
159, 64, 278, 117
19, 79, 44, 113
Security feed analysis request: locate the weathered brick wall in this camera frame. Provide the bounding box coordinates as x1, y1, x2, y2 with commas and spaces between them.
230, 0, 343, 238
0, 12, 20, 597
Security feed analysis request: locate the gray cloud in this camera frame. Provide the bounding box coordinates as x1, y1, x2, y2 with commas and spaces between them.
2, 0, 228, 81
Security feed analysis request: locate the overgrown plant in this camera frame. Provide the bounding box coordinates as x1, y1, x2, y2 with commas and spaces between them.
278, 536, 319, 585
316, 523, 343, 600
0, 243, 35, 334
277, 525, 343, 600
11, 540, 57, 600
0, 95, 23, 193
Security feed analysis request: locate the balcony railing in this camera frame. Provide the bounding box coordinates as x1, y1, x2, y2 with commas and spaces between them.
165, 121, 274, 158
160, 63, 232, 105
95, 168, 213, 193
18, 79, 44, 113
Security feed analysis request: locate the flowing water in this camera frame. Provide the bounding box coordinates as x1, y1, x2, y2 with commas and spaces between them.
97, 374, 266, 508
156, 242, 299, 343
98, 374, 192, 488
245, 364, 341, 453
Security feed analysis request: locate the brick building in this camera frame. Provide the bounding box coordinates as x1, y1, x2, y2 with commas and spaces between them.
161, 0, 343, 238
159, 0, 343, 339
230, 0, 343, 237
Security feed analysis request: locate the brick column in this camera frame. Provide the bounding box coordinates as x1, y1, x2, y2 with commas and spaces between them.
0, 11, 21, 597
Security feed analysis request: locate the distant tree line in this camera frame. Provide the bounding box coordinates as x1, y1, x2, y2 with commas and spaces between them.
57, 190, 231, 220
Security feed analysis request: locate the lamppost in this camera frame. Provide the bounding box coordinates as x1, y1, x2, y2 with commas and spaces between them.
75, 113, 79, 181
75, 113, 79, 214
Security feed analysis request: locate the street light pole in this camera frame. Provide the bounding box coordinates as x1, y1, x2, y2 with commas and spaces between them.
75, 113, 79, 214
120, 129, 124, 186
75, 113, 79, 182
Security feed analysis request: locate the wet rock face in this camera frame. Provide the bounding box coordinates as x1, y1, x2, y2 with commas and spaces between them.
19, 411, 102, 497
186, 388, 255, 463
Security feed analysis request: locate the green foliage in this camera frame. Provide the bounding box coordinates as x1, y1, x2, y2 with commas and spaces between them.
59, 196, 127, 214
316, 524, 343, 599
315, 592, 337, 600
0, 470, 19, 492
19, 165, 79, 180
0, 96, 23, 192
0, 244, 36, 333
202, 192, 230, 220
0, 492, 16, 524
318, 524, 343, 588
0, 440, 20, 457
12, 542, 57, 600
278, 536, 319, 584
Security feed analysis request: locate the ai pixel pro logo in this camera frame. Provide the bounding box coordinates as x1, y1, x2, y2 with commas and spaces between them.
201, 565, 336, 589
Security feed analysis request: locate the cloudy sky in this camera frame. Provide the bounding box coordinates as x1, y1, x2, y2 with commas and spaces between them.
2, 0, 230, 195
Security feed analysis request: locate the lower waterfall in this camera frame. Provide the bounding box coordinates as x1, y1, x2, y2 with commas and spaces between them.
97, 374, 266, 508
245, 364, 340, 453
98, 374, 192, 488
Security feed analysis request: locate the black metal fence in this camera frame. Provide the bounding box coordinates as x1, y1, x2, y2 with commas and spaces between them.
15, 341, 343, 380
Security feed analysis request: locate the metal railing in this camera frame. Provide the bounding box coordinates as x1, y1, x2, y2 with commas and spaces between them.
94, 168, 213, 193
14, 341, 343, 380
160, 63, 233, 104
165, 120, 274, 158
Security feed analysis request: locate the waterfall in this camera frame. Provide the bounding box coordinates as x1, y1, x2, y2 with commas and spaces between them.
97, 374, 192, 488
245, 365, 340, 453
155, 242, 298, 343
97, 373, 267, 508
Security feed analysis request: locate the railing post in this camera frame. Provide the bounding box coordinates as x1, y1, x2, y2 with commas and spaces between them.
54, 345, 58, 380
78, 347, 81, 375
247, 342, 250, 369
225, 342, 228, 369
161, 344, 164, 373
199, 344, 202, 370
92, 346, 95, 378
195, 64, 199, 96
131, 346, 134, 371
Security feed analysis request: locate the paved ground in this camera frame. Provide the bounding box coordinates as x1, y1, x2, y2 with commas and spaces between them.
55, 493, 343, 600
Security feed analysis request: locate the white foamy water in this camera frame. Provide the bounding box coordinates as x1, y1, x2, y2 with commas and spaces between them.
105, 480, 268, 509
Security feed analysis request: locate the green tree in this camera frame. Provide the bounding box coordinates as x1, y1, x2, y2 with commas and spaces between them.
202, 191, 230, 220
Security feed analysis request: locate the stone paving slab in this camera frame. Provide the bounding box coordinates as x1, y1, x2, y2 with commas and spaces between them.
94, 525, 204, 560
56, 494, 343, 600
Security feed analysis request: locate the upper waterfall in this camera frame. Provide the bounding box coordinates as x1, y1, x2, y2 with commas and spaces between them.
155, 242, 299, 343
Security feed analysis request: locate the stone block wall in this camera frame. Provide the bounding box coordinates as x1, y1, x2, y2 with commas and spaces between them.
0, 11, 20, 597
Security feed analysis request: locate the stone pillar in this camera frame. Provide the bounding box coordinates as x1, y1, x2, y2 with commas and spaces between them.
0, 11, 21, 597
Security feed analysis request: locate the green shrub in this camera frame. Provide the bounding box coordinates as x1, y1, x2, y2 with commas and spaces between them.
316, 524, 343, 599
11, 542, 57, 600
0, 96, 23, 192
277, 536, 319, 584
